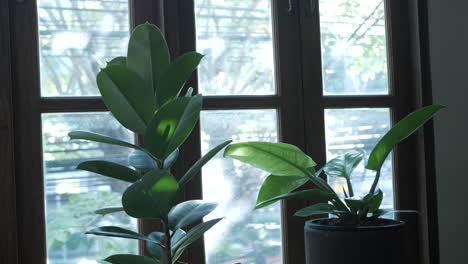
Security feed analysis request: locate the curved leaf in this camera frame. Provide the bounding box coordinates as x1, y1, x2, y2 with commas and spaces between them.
144, 96, 202, 160
256, 175, 309, 209
104, 254, 159, 264
172, 218, 223, 263
97, 65, 155, 134
127, 23, 170, 93
77, 160, 141, 183
367, 104, 445, 171
256, 189, 335, 209
157, 52, 204, 107
94, 207, 124, 216
122, 170, 179, 219
168, 200, 217, 230
86, 226, 159, 245
294, 203, 337, 217
363, 189, 383, 213
146, 232, 164, 259
323, 150, 365, 179
163, 149, 179, 169
179, 140, 232, 187
69, 131, 142, 150
223, 142, 316, 177
107, 56, 127, 67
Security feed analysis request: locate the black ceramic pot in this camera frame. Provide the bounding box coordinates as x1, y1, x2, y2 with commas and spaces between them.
304, 219, 405, 264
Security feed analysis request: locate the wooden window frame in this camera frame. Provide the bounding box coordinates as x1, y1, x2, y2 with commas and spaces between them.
1, 0, 438, 264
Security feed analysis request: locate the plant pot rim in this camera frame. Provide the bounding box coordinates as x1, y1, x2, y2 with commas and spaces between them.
305, 218, 404, 232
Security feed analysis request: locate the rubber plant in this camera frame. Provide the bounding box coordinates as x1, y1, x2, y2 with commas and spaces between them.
224, 104, 444, 225
69, 23, 229, 264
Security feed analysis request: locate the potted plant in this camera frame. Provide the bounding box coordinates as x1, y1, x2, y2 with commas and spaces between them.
69, 23, 230, 264
223, 104, 444, 264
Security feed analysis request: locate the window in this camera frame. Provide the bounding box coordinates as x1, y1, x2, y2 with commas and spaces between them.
3, 0, 437, 263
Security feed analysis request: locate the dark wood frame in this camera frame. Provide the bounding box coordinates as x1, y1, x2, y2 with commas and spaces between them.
1, 0, 439, 263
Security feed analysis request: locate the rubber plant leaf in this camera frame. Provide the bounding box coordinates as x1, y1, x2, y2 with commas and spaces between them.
77, 160, 141, 183
86, 226, 161, 245
104, 254, 160, 264
144, 95, 202, 161
256, 189, 335, 209
97, 65, 156, 134
256, 175, 309, 209
168, 200, 217, 230
294, 203, 337, 217
122, 170, 179, 219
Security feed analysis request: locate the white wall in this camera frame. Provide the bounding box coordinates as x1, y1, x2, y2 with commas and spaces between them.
427, 0, 468, 263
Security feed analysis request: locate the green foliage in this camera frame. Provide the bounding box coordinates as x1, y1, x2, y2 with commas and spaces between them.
68, 23, 226, 263
224, 105, 444, 225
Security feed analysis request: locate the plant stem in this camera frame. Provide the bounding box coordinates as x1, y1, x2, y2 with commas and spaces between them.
346, 178, 354, 197
369, 169, 381, 194
162, 222, 172, 264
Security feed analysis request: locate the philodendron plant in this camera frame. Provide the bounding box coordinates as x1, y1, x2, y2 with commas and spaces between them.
224, 104, 444, 225
69, 23, 229, 264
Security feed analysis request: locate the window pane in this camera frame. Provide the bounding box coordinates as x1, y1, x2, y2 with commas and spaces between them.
195, 1, 275, 95
319, 0, 389, 95
38, 0, 129, 97
324, 108, 394, 209
200, 110, 282, 264
42, 113, 137, 264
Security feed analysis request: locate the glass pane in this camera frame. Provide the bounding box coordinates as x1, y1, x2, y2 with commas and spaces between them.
195, 1, 275, 95
42, 113, 137, 264
38, 0, 129, 97
319, 0, 389, 95
324, 108, 394, 209
200, 110, 282, 264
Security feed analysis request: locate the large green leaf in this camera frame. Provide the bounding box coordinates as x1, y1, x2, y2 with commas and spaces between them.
171, 218, 223, 263
223, 142, 316, 177
86, 226, 160, 245
122, 170, 179, 219
294, 203, 337, 217
69, 131, 143, 151
157, 52, 204, 107
104, 254, 159, 264
366, 104, 445, 171
168, 200, 217, 230
144, 96, 202, 161
179, 140, 232, 187
77, 160, 141, 183
256, 175, 309, 209
94, 207, 124, 216
97, 65, 155, 134
256, 189, 335, 209
107, 56, 127, 67
362, 189, 383, 213
127, 23, 170, 93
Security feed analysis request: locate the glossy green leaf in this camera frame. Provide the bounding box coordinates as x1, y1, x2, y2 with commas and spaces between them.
69, 131, 143, 151
107, 56, 127, 67
179, 140, 232, 187
171, 218, 223, 263
157, 52, 204, 107
86, 226, 160, 245
144, 96, 202, 160
127, 23, 170, 93
163, 149, 179, 169
171, 229, 186, 245
256, 175, 309, 209
77, 160, 141, 183
122, 170, 179, 219
146, 232, 163, 259
223, 142, 316, 177
168, 200, 217, 230
97, 65, 155, 134
256, 189, 335, 209
294, 203, 337, 217
367, 104, 445, 171
94, 207, 124, 216
104, 254, 159, 264
363, 189, 383, 213
344, 197, 366, 212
